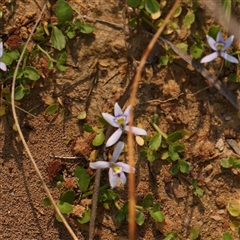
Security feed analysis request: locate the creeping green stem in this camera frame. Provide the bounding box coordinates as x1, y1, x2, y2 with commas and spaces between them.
37, 45, 57, 63
151, 122, 168, 140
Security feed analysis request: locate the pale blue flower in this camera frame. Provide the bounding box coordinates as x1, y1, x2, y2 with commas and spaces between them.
102, 102, 147, 147
201, 31, 239, 64
90, 141, 135, 188
0, 42, 7, 71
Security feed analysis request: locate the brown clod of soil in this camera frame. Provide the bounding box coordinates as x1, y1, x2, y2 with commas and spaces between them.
46, 160, 66, 181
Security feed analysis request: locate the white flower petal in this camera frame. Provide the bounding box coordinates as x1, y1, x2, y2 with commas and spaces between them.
102, 113, 118, 127
0, 62, 7, 71
119, 172, 126, 185
106, 128, 123, 147
109, 168, 118, 188
125, 126, 147, 136
200, 52, 218, 63
0, 42, 3, 58
117, 162, 135, 174
90, 161, 110, 169
221, 52, 239, 64
206, 35, 217, 51
223, 35, 234, 51
112, 141, 124, 163
114, 102, 123, 116
216, 31, 224, 42
124, 105, 131, 124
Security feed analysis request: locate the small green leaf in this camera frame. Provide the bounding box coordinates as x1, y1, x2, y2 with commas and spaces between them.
24, 66, 40, 80
208, 25, 221, 39
221, 232, 233, 240
152, 203, 160, 212
65, 22, 75, 39
77, 111, 87, 120
183, 10, 195, 29
77, 208, 91, 224
189, 226, 200, 240
167, 131, 183, 142
142, 193, 154, 209
0, 104, 6, 116
9, 67, 24, 79
75, 20, 94, 34
98, 116, 109, 126
163, 232, 179, 240
57, 200, 73, 214
51, 26, 66, 51
99, 189, 118, 202
74, 166, 91, 192
229, 73, 240, 82
190, 44, 203, 59
48, 61, 54, 69
191, 179, 198, 188
115, 210, 125, 222
135, 210, 145, 226
57, 51, 67, 65
83, 123, 95, 133
145, 0, 160, 14
194, 187, 203, 196
176, 43, 188, 52
173, 5, 182, 18
221, 158, 232, 168
92, 132, 105, 146
60, 190, 76, 204
170, 164, 179, 175
159, 55, 169, 66
149, 133, 162, 151
168, 145, 180, 161
56, 64, 66, 71
55, 0, 72, 24
150, 210, 164, 222
43, 197, 52, 206
45, 103, 59, 115
14, 85, 30, 100
178, 159, 190, 173
127, 0, 142, 7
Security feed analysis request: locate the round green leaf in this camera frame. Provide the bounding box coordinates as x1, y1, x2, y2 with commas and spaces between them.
75, 20, 94, 34
14, 85, 30, 100
142, 193, 154, 209
24, 66, 40, 80
92, 132, 105, 146
170, 164, 179, 175
149, 133, 162, 151
183, 10, 195, 29
173, 5, 182, 18
77, 208, 91, 224
57, 200, 73, 214
190, 226, 200, 240
43, 197, 52, 206
178, 159, 190, 173
74, 166, 91, 192
135, 210, 145, 226
127, 0, 142, 7
51, 26, 66, 51
45, 103, 59, 115
221, 232, 233, 240
190, 44, 203, 59
56, 0, 72, 24
145, 0, 160, 14
115, 210, 125, 223
60, 190, 76, 204
208, 25, 221, 39
77, 111, 87, 120
150, 210, 164, 222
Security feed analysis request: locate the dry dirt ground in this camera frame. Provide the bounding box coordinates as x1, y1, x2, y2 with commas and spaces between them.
1, 0, 240, 239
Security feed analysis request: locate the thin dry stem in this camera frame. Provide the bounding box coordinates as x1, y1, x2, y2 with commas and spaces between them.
127, 1, 181, 239
10, 2, 78, 240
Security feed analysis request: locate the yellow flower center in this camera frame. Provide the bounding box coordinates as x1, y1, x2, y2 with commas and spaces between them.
111, 164, 122, 174
215, 42, 225, 51
115, 115, 126, 130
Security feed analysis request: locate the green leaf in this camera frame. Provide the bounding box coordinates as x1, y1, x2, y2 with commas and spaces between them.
48, 61, 54, 69
45, 103, 59, 115
74, 166, 91, 192
150, 210, 164, 222
189, 226, 200, 240
24, 66, 40, 80
167, 131, 183, 142
173, 5, 182, 18
159, 55, 169, 66
115, 210, 125, 222
220, 158, 232, 168
57, 51, 67, 65
77, 208, 91, 224
145, 0, 160, 14
163, 232, 179, 240
149, 133, 162, 151
208, 25, 221, 39
193, 33, 203, 44
57, 200, 73, 214
122, 201, 129, 214
142, 193, 154, 209
75, 20, 94, 34
228, 208, 240, 217
176, 43, 188, 52
135, 210, 145, 226
152, 203, 160, 212
56, 64, 66, 71
168, 144, 180, 161
60, 190, 76, 204
183, 10, 195, 29
194, 187, 203, 196
190, 44, 203, 59
65, 22, 75, 39
98, 116, 109, 126
55, 0, 72, 24
170, 164, 179, 175
229, 73, 240, 82
92, 132, 105, 146
191, 179, 198, 188
51, 26, 66, 51
9, 67, 24, 79
221, 232, 233, 240
178, 159, 190, 173
43, 197, 52, 206
14, 85, 30, 100
83, 123, 95, 133
99, 189, 118, 202
127, 0, 142, 7
77, 111, 87, 120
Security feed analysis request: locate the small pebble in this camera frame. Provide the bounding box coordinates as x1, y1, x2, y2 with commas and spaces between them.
225, 116, 231, 121
215, 139, 224, 152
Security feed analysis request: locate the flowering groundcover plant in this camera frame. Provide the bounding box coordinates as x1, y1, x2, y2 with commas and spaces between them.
90, 141, 135, 188
201, 31, 239, 64
102, 102, 147, 147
